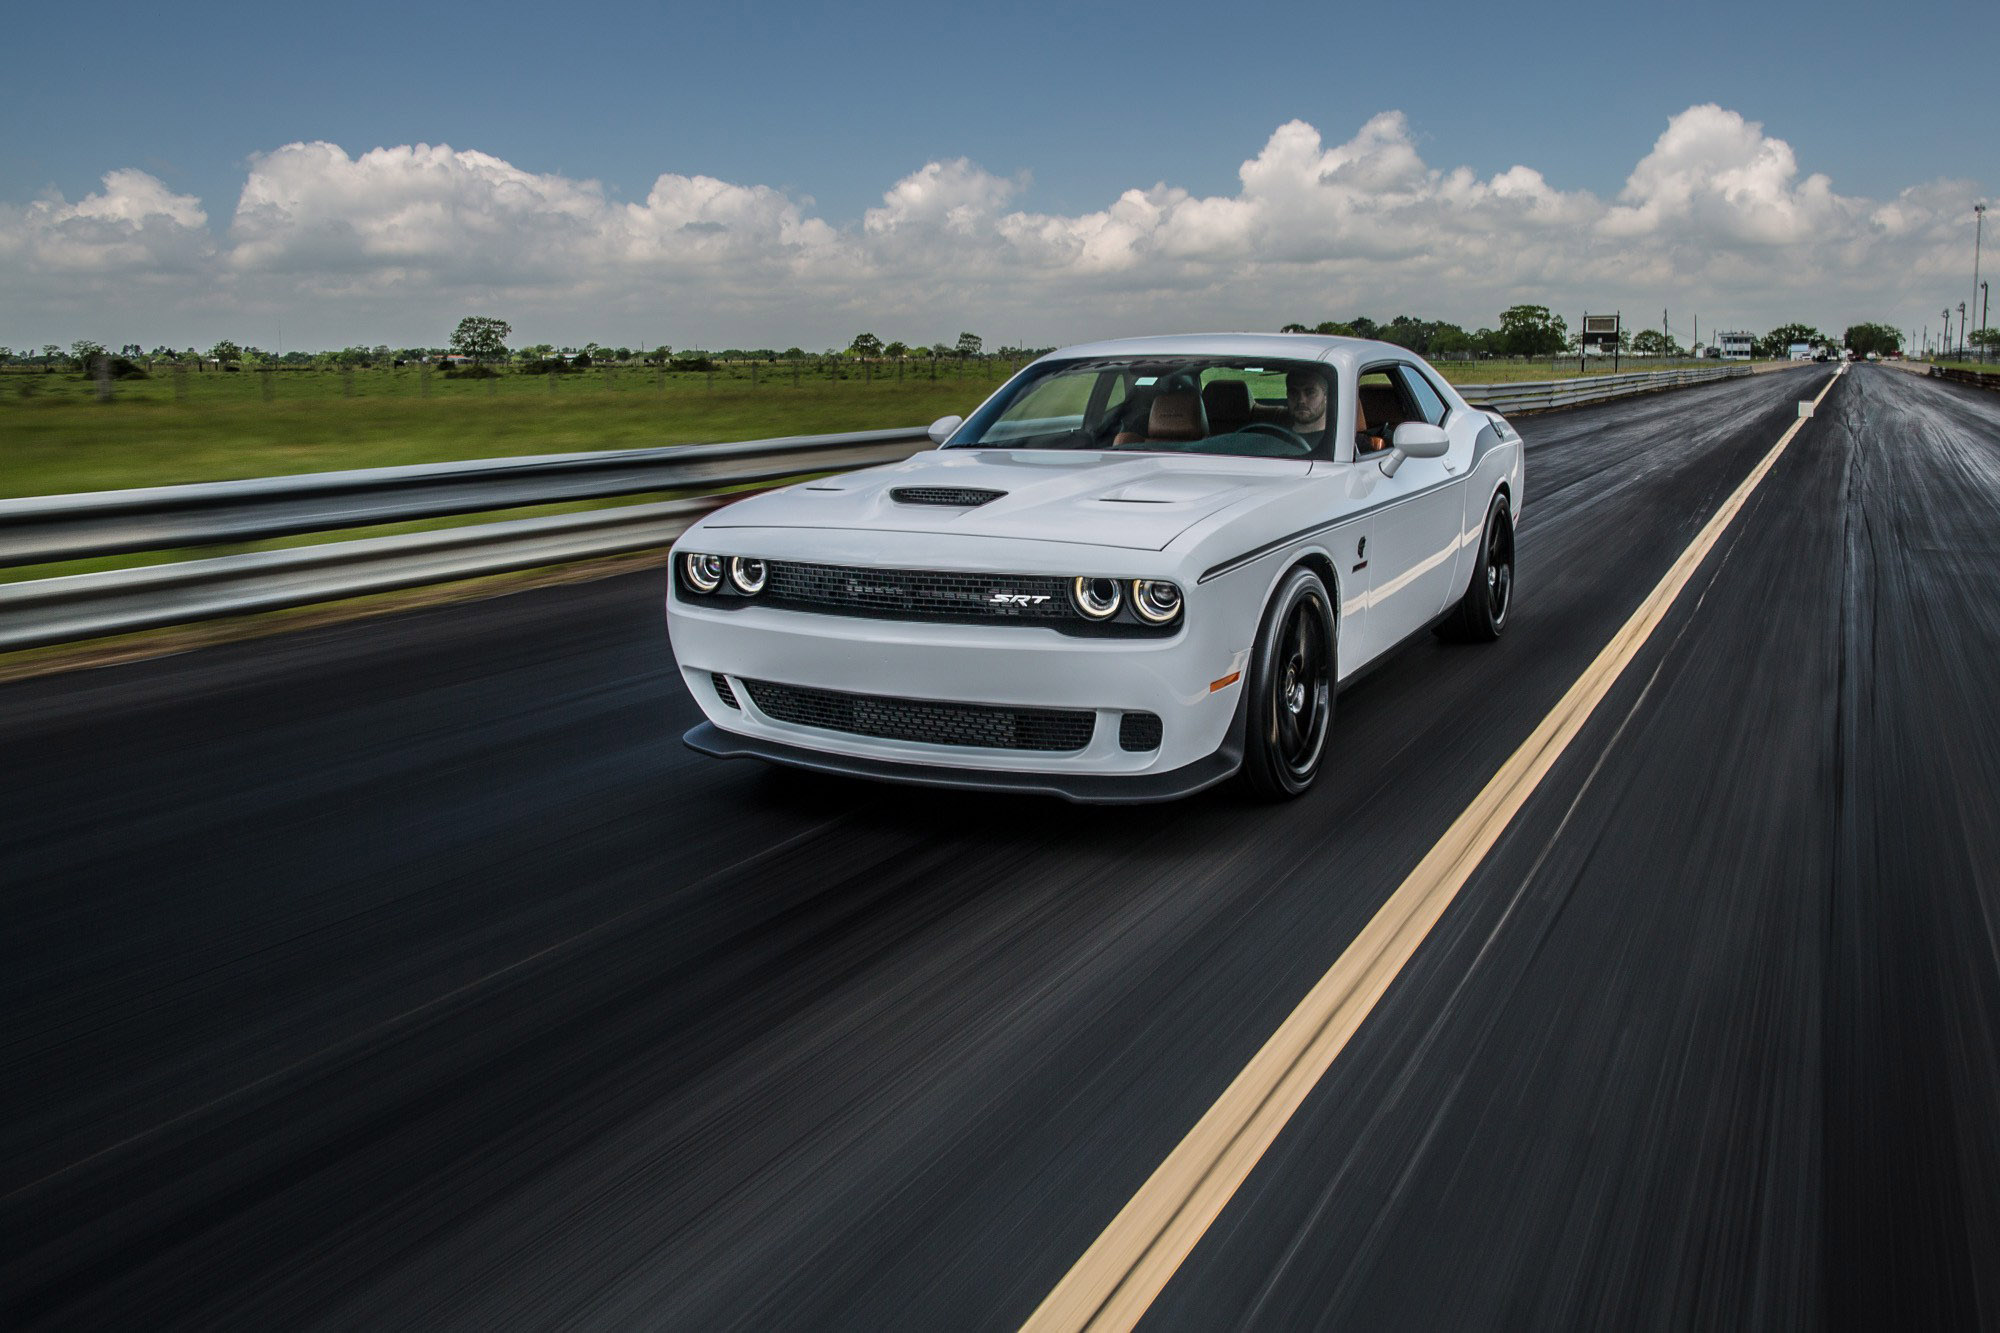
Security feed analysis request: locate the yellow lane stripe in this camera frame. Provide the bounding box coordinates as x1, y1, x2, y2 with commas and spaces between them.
1023, 366, 1845, 1333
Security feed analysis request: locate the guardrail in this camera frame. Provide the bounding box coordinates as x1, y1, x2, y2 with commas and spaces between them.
1932, 365, 2000, 391
1461, 363, 1754, 414
0, 428, 932, 652
0, 363, 1770, 653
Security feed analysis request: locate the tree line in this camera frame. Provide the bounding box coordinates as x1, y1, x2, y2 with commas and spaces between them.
6, 312, 1957, 378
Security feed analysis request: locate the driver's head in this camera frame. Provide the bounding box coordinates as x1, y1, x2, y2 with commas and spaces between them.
1286, 370, 1328, 430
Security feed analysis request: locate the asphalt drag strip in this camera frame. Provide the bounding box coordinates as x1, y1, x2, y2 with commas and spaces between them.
1142, 366, 2000, 1330
21, 367, 1984, 1329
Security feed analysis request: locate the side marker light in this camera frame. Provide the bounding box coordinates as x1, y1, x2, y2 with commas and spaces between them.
1209, 671, 1241, 692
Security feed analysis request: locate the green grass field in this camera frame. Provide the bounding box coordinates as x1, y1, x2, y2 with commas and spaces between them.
2, 355, 1726, 499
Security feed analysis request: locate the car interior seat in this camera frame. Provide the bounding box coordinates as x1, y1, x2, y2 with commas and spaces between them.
1200, 380, 1254, 434
1356, 385, 1401, 453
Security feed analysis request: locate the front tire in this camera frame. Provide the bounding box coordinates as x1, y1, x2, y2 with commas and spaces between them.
1241, 566, 1336, 800
1439, 492, 1514, 642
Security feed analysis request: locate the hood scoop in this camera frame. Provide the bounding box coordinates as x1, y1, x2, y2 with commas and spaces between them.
890, 486, 1007, 507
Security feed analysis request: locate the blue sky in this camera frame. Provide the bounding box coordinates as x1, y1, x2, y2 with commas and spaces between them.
2, 0, 1993, 349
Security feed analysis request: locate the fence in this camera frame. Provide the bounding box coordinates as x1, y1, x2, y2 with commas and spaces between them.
0, 363, 1768, 653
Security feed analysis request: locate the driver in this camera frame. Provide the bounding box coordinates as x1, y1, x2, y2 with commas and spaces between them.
1285, 369, 1330, 448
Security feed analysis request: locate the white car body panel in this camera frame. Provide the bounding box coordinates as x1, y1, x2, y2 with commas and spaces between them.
666, 334, 1524, 801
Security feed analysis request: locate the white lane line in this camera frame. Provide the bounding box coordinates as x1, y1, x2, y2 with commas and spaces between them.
1023, 366, 1846, 1333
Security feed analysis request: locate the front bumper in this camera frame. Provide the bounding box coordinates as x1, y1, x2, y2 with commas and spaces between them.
667, 591, 1251, 785
684, 709, 1245, 804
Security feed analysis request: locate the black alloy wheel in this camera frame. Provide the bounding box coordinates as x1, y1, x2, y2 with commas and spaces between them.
1242, 565, 1336, 800
1440, 491, 1514, 642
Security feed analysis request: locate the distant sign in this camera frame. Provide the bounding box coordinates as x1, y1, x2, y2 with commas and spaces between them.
1582, 313, 1621, 350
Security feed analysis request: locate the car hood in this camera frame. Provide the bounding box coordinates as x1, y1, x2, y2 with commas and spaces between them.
702, 448, 1311, 551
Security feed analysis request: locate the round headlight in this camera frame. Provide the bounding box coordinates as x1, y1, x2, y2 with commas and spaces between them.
1072, 576, 1122, 620
728, 556, 768, 595
683, 551, 723, 593
1132, 579, 1183, 624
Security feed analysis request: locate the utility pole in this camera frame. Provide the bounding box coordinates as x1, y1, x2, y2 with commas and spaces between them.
1944, 308, 1953, 359
1974, 202, 1987, 362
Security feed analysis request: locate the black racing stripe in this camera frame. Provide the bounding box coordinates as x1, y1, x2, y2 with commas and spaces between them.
1197, 476, 1459, 584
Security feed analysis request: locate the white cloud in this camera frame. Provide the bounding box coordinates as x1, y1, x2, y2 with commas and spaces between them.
0, 169, 209, 274
1, 107, 1987, 348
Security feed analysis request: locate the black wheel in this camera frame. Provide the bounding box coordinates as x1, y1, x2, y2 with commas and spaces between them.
1439, 491, 1514, 642
1240, 566, 1336, 800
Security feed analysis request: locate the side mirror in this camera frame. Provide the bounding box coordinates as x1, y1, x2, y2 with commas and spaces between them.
1391, 421, 1450, 457
1379, 421, 1449, 477
927, 414, 964, 446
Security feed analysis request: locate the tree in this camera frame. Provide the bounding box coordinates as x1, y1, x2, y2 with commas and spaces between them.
71, 339, 106, 368
449, 316, 511, 366
1429, 326, 1474, 358
1280, 322, 1311, 333
883, 341, 909, 359
1843, 322, 1902, 357
1755, 323, 1824, 358
1630, 329, 1684, 356
849, 332, 884, 358
1496, 305, 1568, 357
955, 331, 983, 359
209, 339, 242, 366
1969, 327, 2000, 350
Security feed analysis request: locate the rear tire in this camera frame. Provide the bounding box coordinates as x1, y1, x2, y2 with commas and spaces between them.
1240, 566, 1336, 800
1439, 492, 1513, 642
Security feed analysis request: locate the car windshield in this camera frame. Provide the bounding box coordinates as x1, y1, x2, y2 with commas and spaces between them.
946, 356, 1339, 460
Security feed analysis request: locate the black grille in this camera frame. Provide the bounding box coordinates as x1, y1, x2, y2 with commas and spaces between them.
762, 561, 1075, 626
711, 673, 739, 708
743, 680, 1094, 752
681, 561, 1176, 636
1119, 712, 1163, 751
890, 487, 1006, 507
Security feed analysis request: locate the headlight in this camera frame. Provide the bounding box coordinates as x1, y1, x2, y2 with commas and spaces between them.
682, 551, 723, 593
1131, 579, 1183, 624
1072, 576, 1122, 620
728, 556, 768, 595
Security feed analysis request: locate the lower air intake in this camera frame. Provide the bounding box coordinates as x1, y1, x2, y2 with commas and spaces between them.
711, 673, 739, 709
1119, 712, 1164, 751
743, 680, 1093, 752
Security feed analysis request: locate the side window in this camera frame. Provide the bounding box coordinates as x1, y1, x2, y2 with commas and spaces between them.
1354, 368, 1408, 453
1396, 366, 1449, 425
1102, 372, 1129, 414
1082, 369, 1130, 434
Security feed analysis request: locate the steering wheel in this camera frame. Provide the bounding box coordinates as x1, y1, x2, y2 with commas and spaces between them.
1233, 422, 1314, 455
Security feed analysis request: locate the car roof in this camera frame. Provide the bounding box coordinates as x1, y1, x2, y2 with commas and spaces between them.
1033, 332, 1413, 365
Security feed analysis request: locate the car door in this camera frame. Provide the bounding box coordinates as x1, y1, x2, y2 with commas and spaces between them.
1346, 363, 1466, 659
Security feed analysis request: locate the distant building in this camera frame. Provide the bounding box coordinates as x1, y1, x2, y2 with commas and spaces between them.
1719, 331, 1755, 361
1788, 342, 1812, 360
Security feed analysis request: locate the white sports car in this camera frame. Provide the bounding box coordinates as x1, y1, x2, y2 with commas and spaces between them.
667, 334, 1522, 802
